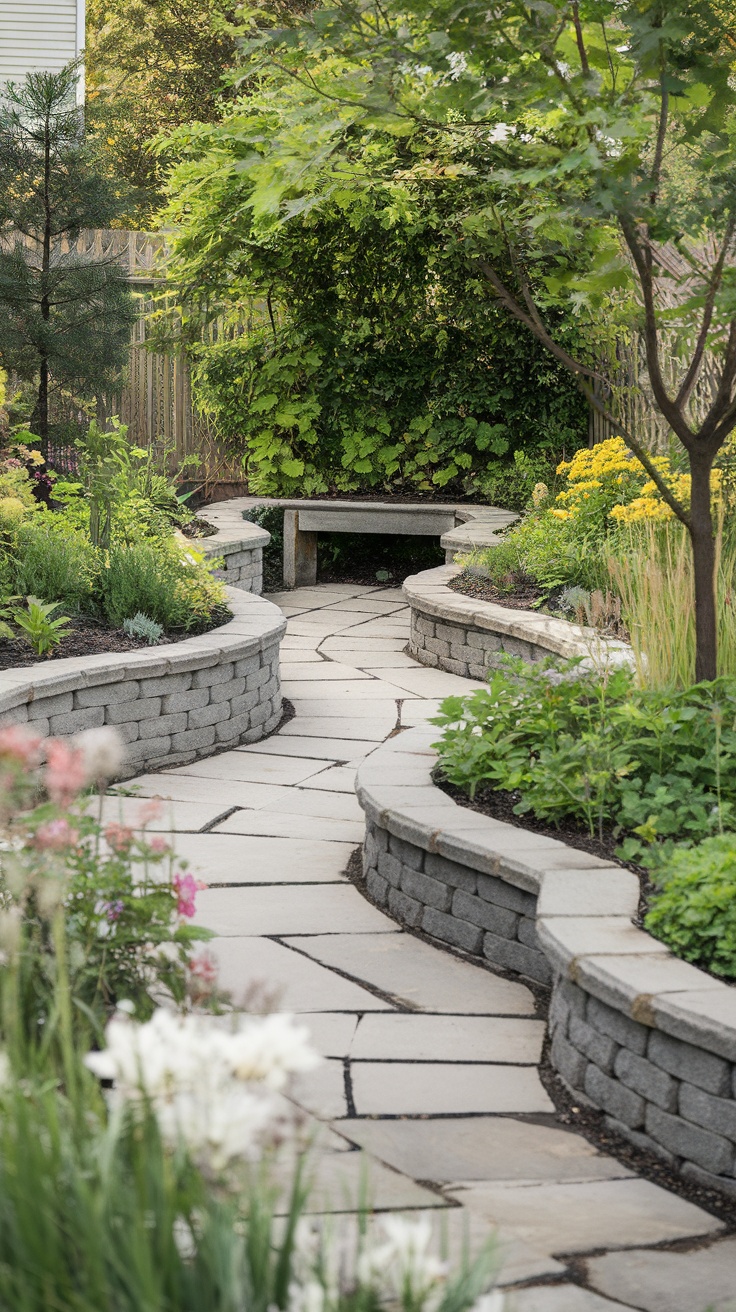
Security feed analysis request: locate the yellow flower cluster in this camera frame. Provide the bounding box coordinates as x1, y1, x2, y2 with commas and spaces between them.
554, 437, 690, 526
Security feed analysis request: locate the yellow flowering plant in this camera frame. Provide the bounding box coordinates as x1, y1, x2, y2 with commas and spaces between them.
553, 437, 690, 531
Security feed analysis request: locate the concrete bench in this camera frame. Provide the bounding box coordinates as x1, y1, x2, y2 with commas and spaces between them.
256, 499, 518, 587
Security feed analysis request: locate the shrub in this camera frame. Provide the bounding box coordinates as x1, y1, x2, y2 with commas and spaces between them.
12, 515, 98, 614
432, 658, 736, 858
101, 541, 227, 632
646, 835, 736, 978
122, 611, 164, 643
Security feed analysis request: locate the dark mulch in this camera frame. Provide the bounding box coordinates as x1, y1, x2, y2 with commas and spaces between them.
0, 619, 149, 670
181, 516, 218, 539
449, 572, 544, 610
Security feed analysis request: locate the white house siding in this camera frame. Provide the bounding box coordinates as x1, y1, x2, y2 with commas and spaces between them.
0, 0, 85, 96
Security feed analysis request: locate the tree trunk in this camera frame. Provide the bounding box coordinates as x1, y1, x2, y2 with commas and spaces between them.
37, 355, 49, 447
689, 453, 717, 682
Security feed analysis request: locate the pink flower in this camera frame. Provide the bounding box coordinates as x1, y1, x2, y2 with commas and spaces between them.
188, 950, 218, 998
33, 817, 79, 850
0, 727, 43, 769
138, 797, 163, 827
195, 879, 208, 891
103, 899, 125, 923
173, 871, 198, 918
45, 739, 87, 806
149, 836, 169, 855
104, 822, 134, 853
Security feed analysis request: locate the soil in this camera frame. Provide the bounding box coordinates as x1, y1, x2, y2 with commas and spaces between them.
0, 619, 149, 670
449, 572, 545, 610
182, 516, 218, 539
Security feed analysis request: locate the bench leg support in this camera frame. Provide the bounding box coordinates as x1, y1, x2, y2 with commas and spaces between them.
283, 510, 318, 588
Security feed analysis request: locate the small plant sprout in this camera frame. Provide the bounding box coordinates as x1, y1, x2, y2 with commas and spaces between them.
123, 612, 164, 644
10, 596, 71, 657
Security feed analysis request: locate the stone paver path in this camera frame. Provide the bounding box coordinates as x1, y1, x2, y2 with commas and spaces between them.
116, 583, 735, 1310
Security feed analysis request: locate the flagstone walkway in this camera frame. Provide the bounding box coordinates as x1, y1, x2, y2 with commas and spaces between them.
115, 583, 735, 1312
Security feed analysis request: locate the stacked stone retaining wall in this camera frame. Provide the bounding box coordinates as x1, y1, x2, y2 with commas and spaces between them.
0, 587, 285, 778
405, 565, 631, 677
357, 727, 736, 1199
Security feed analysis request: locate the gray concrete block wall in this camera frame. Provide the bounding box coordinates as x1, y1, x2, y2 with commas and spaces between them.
549, 977, 736, 1196
409, 610, 546, 679
204, 544, 263, 594
362, 817, 551, 986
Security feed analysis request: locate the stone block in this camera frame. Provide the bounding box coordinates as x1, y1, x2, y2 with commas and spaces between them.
127, 735, 171, 761
192, 663, 234, 689
415, 615, 435, 638
587, 995, 649, 1056
442, 657, 469, 677
401, 867, 453, 913
614, 1048, 678, 1112
170, 725, 216, 754
162, 688, 209, 715
217, 713, 251, 743
211, 677, 246, 704
50, 706, 105, 734
371, 823, 389, 853
424, 851, 477, 893
467, 628, 501, 651
452, 888, 519, 939
482, 932, 551, 985
188, 701, 232, 730
551, 1028, 587, 1090
424, 637, 450, 658
75, 682, 139, 708
138, 713, 188, 739
585, 1064, 645, 1129
517, 916, 541, 949
29, 691, 73, 719
475, 871, 536, 915
467, 662, 488, 680
388, 887, 423, 928
569, 1015, 618, 1074
646, 1105, 734, 1175
377, 851, 402, 888
388, 834, 424, 872
679, 1082, 736, 1142
434, 622, 458, 645
249, 701, 271, 727
500, 635, 534, 660
648, 1031, 731, 1096
114, 722, 140, 744
106, 697, 161, 725
681, 1160, 736, 1199
366, 869, 389, 906
138, 672, 192, 697
235, 654, 261, 677
229, 690, 260, 717
556, 977, 588, 1020
246, 667, 271, 692
422, 907, 483, 954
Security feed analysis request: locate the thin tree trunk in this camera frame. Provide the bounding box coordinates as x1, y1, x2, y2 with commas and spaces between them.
37, 355, 49, 447
689, 453, 717, 682
37, 104, 52, 449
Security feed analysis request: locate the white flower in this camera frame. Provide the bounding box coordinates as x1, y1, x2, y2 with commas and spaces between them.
357, 1214, 448, 1303
85, 1008, 320, 1171
471, 1293, 505, 1312
74, 727, 125, 784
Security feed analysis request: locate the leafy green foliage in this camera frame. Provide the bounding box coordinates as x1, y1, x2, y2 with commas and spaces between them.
13, 515, 98, 614
645, 835, 736, 978
10, 596, 71, 656
433, 660, 736, 856
162, 114, 591, 497
101, 541, 227, 632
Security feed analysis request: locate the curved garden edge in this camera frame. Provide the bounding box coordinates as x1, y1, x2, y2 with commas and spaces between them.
356, 725, 736, 1200
0, 586, 286, 780
197, 497, 270, 594
404, 563, 632, 677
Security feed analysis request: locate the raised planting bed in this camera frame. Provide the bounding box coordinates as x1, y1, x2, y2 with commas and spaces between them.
197, 497, 271, 593
356, 725, 736, 1200
0, 587, 286, 780
404, 564, 631, 678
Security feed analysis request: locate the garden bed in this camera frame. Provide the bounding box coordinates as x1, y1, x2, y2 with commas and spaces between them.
405, 563, 632, 678
0, 586, 286, 779
356, 726, 736, 1201
0, 608, 232, 670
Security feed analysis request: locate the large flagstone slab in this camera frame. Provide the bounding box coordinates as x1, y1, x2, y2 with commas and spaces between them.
237, 735, 379, 762
280, 716, 395, 741
207, 936, 394, 1011
351, 1061, 553, 1115
585, 1236, 736, 1312
298, 766, 359, 793
212, 810, 364, 843
285, 932, 536, 1015
194, 885, 398, 936
349, 1014, 545, 1063
119, 773, 290, 810
170, 750, 327, 785
169, 833, 356, 884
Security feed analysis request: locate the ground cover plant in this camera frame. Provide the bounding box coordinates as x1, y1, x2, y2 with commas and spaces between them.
433, 658, 736, 978
0, 721, 500, 1308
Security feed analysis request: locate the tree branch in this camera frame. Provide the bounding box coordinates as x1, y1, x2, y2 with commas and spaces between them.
571, 2, 590, 76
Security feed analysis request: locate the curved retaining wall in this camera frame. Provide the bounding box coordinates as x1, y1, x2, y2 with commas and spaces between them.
0, 587, 286, 779
404, 565, 631, 677
198, 497, 270, 594
357, 727, 736, 1200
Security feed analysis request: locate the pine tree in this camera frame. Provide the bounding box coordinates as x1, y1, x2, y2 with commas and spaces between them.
0, 63, 137, 445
